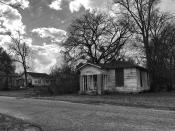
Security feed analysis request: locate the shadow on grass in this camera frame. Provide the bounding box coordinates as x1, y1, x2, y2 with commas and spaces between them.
0, 113, 43, 131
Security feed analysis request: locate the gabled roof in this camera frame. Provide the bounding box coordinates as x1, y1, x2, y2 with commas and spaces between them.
77, 63, 101, 70
27, 72, 50, 78
78, 61, 147, 71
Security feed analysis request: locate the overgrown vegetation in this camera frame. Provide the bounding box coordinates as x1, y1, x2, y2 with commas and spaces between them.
0, 47, 15, 90
60, 0, 175, 92
49, 64, 79, 94
62, 10, 132, 65
113, 0, 175, 91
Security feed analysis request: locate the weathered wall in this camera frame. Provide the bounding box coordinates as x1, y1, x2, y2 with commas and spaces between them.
137, 69, 149, 91
31, 78, 50, 86
106, 69, 115, 91
114, 68, 138, 92
21, 74, 50, 87
106, 68, 149, 93
80, 65, 150, 93
124, 68, 137, 92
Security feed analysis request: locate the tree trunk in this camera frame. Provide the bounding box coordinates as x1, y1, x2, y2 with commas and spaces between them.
143, 37, 154, 90
144, 38, 152, 70
23, 63, 28, 88
171, 56, 175, 89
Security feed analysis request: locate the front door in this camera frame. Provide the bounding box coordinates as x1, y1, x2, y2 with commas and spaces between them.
93, 75, 97, 90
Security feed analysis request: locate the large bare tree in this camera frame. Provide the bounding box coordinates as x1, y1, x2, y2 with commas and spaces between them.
8, 31, 30, 87
62, 10, 131, 65
114, 0, 160, 70
147, 11, 175, 90
153, 22, 175, 89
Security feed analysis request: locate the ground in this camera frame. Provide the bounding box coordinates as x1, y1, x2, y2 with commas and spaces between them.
0, 96, 175, 131
0, 89, 175, 110
0, 113, 42, 131
35, 92, 175, 110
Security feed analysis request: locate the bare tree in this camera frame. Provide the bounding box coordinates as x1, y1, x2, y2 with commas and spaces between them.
156, 22, 175, 90
8, 31, 30, 87
149, 12, 175, 90
114, 0, 160, 70
149, 12, 170, 65
62, 10, 131, 65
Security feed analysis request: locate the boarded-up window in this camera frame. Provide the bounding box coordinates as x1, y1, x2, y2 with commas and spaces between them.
140, 71, 143, 87
115, 69, 124, 86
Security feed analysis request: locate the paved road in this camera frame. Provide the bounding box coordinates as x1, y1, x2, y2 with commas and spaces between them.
0, 96, 174, 131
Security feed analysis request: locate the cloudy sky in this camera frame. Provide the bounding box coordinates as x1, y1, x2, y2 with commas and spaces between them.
0, 0, 174, 73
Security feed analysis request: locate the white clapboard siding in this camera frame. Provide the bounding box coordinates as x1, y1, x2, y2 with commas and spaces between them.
123, 68, 138, 92
136, 69, 149, 91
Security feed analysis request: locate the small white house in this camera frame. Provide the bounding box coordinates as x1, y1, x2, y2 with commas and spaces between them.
20, 72, 51, 87
78, 61, 150, 94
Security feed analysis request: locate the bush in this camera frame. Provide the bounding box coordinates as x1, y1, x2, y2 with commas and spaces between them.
50, 65, 79, 94
0, 77, 9, 91
150, 73, 172, 92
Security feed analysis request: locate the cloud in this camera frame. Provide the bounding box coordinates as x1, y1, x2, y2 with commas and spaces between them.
159, 0, 175, 13
69, 0, 113, 13
30, 43, 63, 73
0, 0, 30, 36
31, 27, 67, 73
48, 0, 114, 13
32, 27, 67, 43
0, 35, 11, 50
0, 3, 26, 49
69, 0, 90, 13
14, 42, 63, 74
49, 0, 62, 10
6, 0, 29, 9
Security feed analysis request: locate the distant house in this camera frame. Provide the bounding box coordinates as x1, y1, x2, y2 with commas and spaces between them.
78, 61, 150, 94
19, 72, 51, 87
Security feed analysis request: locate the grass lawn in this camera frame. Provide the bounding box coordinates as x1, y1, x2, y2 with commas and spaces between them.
0, 113, 42, 131
34, 91, 175, 111
0, 89, 175, 110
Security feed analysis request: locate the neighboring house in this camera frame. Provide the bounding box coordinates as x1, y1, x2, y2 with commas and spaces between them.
78, 61, 150, 94
0, 71, 19, 89
20, 72, 51, 87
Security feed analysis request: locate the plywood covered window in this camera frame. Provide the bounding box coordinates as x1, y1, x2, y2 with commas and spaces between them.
115, 68, 124, 87
140, 71, 143, 87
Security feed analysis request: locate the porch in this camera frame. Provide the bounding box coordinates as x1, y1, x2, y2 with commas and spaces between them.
80, 74, 107, 95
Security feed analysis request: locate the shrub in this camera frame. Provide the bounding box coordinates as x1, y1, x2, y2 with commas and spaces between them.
50, 65, 79, 94
0, 77, 9, 91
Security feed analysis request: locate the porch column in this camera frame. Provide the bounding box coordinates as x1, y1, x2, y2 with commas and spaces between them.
97, 74, 102, 95
79, 76, 83, 93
